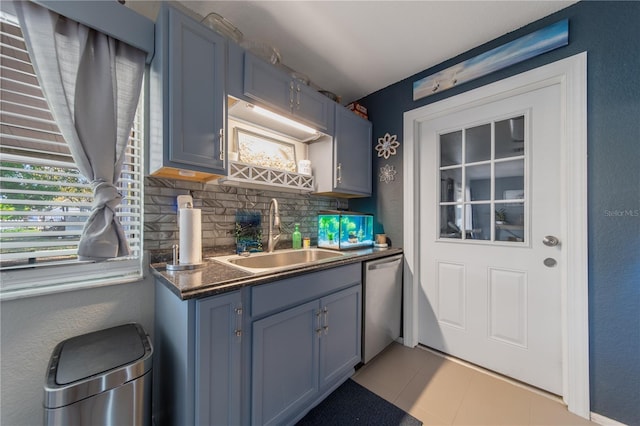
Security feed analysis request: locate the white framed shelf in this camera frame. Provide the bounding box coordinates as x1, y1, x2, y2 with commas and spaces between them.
215, 161, 315, 193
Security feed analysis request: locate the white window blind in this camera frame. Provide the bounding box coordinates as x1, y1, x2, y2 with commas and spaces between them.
0, 13, 144, 297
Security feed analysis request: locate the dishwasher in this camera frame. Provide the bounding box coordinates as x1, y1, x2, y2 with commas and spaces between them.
362, 254, 403, 363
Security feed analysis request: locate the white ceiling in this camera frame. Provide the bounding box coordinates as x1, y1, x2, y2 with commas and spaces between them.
129, 1, 577, 104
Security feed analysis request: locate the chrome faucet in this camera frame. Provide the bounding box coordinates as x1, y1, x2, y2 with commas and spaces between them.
267, 198, 281, 252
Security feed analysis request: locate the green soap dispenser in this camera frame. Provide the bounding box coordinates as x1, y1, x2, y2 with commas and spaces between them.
292, 223, 302, 249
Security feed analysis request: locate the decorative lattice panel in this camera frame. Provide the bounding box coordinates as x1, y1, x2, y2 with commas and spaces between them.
226, 161, 315, 192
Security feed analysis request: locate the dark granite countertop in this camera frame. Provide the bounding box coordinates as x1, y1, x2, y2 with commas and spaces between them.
150, 247, 403, 300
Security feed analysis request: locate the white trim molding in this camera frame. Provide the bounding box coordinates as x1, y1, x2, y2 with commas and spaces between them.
590, 412, 629, 426
403, 52, 589, 418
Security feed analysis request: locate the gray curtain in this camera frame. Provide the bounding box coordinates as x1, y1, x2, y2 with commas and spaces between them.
15, 2, 145, 261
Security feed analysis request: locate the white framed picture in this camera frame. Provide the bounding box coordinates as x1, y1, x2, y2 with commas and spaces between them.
503, 189, 525, 200
234, 128, 297, 172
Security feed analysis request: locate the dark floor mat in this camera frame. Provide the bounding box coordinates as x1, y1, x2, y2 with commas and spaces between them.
296, 379, 422, 426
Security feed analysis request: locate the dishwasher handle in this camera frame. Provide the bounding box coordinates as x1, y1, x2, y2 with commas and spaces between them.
367, 257, 402, 271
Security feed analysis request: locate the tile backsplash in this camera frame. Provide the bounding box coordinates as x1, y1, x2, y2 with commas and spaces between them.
144, 177, 348, 254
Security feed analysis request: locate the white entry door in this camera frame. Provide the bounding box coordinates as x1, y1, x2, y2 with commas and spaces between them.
418, 83, 563, 395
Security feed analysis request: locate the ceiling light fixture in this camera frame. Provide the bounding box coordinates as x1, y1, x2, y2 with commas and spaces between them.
249, 104, 318, 135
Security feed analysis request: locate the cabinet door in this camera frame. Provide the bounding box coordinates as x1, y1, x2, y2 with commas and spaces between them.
319, 285, 362, 388
252, 300, 320, 426
168, 8, 225, 174
293, 82, 333, 132
227, 40, 245, 100
243, 52, 293, 118
196, 291, 242, 426
334, 106, 372, 196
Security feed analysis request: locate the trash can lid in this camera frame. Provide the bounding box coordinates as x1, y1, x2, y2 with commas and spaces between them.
44, 323, 153, 409
56, 323, 145, 385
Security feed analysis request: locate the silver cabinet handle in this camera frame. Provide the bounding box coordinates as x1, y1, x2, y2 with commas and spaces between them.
296, 83, 301, 110
336, 163, 342, 184
543, 235, 560, 247
322, 306, 329, 335
315, 309, 323, 337
289, 81, 295, 109
234, 305, 242, 338
219, 128, 225, 161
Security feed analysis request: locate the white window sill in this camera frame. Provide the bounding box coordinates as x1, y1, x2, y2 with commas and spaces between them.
0, 253, 147, 301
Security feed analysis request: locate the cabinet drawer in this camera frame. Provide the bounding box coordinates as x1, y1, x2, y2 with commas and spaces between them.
251, 263, 360, 318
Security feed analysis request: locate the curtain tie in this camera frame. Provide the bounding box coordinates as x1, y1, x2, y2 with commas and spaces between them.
91, 180, 122, 212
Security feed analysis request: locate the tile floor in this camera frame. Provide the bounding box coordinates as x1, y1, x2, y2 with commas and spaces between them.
352, 342, 597, 426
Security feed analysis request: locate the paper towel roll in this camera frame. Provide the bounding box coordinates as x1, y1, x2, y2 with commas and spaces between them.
179, 207, 202, 265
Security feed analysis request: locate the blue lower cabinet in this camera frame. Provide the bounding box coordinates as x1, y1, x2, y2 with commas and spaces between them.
251, 285, 361, 425
153, 283, 243, 426
154, 263, 362, 426
196, 292, 243, 426
319, 286, 362, 388
252, 300, 320, 426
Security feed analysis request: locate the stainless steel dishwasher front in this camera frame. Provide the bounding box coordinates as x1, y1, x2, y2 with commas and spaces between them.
43, 323, 153, 426
362, 254, 403, 363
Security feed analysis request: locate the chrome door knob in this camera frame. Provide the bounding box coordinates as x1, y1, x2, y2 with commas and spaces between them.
542, 235, 560, 247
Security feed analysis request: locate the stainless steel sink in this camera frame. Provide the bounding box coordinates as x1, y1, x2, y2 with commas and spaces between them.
211, 248, 345, 273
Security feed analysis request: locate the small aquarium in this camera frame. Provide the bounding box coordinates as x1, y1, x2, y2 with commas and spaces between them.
317, 210, 374, 250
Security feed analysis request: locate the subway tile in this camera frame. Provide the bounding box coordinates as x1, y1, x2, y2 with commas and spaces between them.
146, 195, 178, 205
216, 192, 238, 202
201, 199, 226, 208
174, 180, 204, 191
144, 179, 344, 250
214, 237, 235, 246
145, 177, 175, 188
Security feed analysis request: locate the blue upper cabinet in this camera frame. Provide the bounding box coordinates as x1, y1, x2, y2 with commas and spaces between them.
310, 105, 372, 197
243, 52, 333, 133
296, 82, 334, 133
334, 106, 372, 196
149, 5, 227, 181
227, 40, 245, 100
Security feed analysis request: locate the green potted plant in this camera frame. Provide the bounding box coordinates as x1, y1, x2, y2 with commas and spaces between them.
495, 208, 507, 224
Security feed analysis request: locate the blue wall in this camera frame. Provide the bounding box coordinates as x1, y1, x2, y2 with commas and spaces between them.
351, 2, 640, 423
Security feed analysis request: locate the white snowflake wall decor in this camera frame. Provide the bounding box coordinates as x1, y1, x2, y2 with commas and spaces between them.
375, 133, 400, 159
379, 164, 397, 184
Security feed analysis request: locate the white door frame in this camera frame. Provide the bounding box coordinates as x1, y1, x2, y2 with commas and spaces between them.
402, 53, 589, 417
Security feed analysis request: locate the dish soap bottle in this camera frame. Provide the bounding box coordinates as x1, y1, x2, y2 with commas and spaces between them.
292, 223, 302, 249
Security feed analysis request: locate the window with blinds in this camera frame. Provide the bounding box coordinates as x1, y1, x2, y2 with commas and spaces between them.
0, 13, 144, 297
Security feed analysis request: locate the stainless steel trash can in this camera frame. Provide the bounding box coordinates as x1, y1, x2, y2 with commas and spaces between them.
44, 323, 153, 426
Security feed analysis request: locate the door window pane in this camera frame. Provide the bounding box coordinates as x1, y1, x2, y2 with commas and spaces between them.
470, 204, 491, 240
495, 160, 524, 200
465, 123, 491, 163
496, 116, 524, 159
496, 203, 525, 242
466, 164, 491, 201
440, 205, 462, 239
440, 131, 462, 166
438, 115, 527, 244
440, 168, 462, 202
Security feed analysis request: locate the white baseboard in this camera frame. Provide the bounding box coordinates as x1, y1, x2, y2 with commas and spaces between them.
590, 412, 628, 426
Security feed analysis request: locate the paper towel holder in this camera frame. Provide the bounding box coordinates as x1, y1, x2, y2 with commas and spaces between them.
176, 194, 193, 225
167, 196, 205, 272
166, 244, 205, 271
